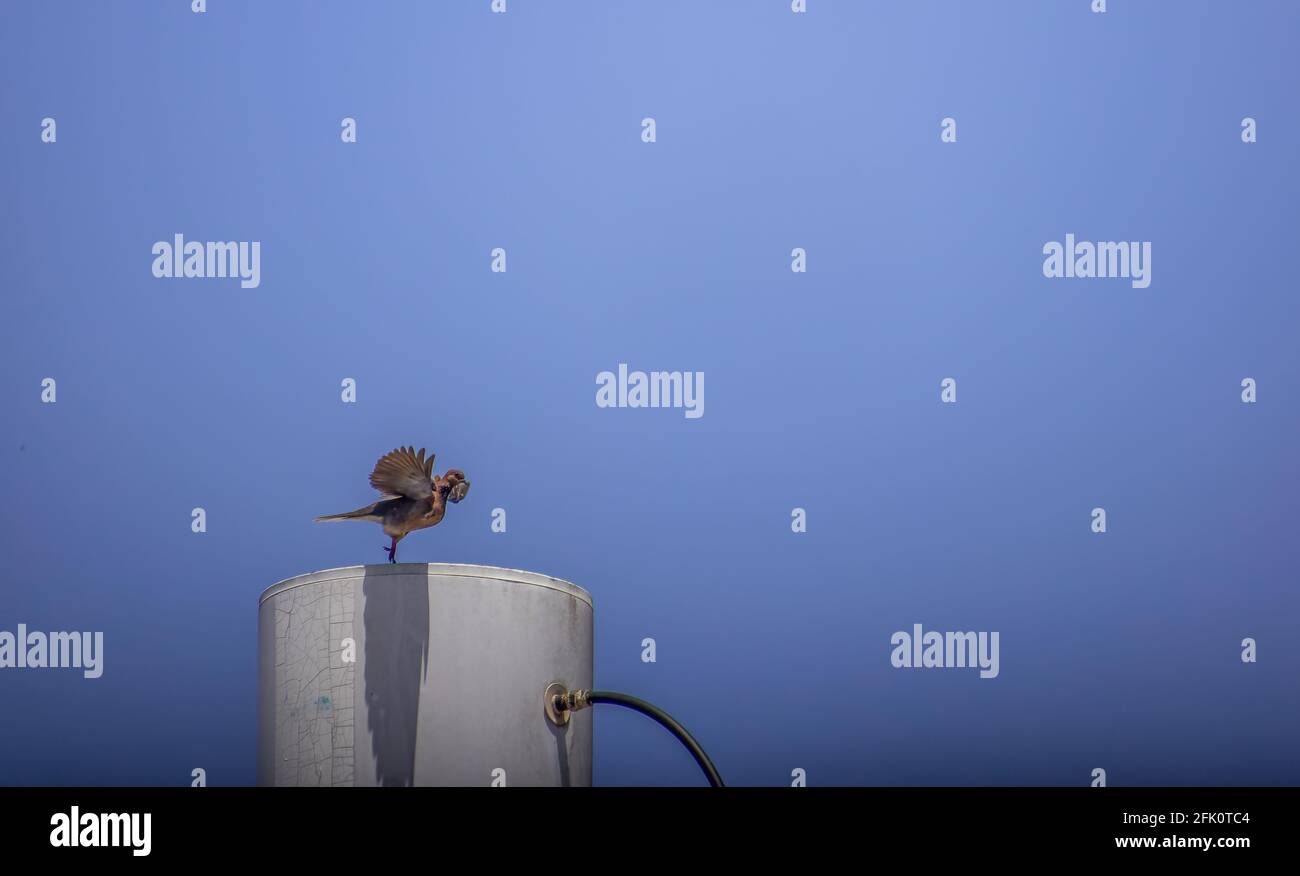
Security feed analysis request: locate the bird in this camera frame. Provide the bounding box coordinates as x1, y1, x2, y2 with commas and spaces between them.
315, 446, 470, 563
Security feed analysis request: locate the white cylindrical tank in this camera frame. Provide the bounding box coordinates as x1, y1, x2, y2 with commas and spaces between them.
258, 563, 593, 787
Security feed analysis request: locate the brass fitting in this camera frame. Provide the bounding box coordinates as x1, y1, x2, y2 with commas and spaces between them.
543, 682, 593, 727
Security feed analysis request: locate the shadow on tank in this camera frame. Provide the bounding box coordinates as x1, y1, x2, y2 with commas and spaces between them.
362, 564, 430, 787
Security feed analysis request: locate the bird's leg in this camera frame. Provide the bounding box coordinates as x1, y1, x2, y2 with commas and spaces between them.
383, 537, 398, 563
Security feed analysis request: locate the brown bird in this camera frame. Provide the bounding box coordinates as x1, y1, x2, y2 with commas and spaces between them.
315, 446, 470, 563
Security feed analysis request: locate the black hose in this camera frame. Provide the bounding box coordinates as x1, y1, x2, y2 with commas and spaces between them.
586, 690, 724, 787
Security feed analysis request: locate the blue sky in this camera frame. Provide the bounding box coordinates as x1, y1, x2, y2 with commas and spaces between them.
1, 1, 1297, 786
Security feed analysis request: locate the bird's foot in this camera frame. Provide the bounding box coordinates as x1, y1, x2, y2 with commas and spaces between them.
382, 544, 397, 563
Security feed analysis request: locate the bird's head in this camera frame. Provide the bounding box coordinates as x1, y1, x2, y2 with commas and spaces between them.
441, 469, 470, 504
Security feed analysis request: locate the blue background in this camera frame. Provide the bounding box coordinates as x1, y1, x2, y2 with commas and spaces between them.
1, 0, 1296, 786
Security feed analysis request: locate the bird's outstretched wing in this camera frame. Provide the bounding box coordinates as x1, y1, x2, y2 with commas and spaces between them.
369, 446, 435, 499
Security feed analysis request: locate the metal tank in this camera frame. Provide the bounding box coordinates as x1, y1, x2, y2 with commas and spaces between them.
258, 563, 593, 787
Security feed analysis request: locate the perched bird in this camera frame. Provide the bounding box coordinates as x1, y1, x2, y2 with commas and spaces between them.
315, 446, 470, 563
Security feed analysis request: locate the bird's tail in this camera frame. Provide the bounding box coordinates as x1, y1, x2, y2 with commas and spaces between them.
315, 502, 382, 523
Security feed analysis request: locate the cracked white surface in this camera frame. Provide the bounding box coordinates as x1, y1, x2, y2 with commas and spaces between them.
273, 578, 355, 787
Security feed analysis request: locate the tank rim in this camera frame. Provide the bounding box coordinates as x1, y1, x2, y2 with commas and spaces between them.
258, 562, 593, 608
